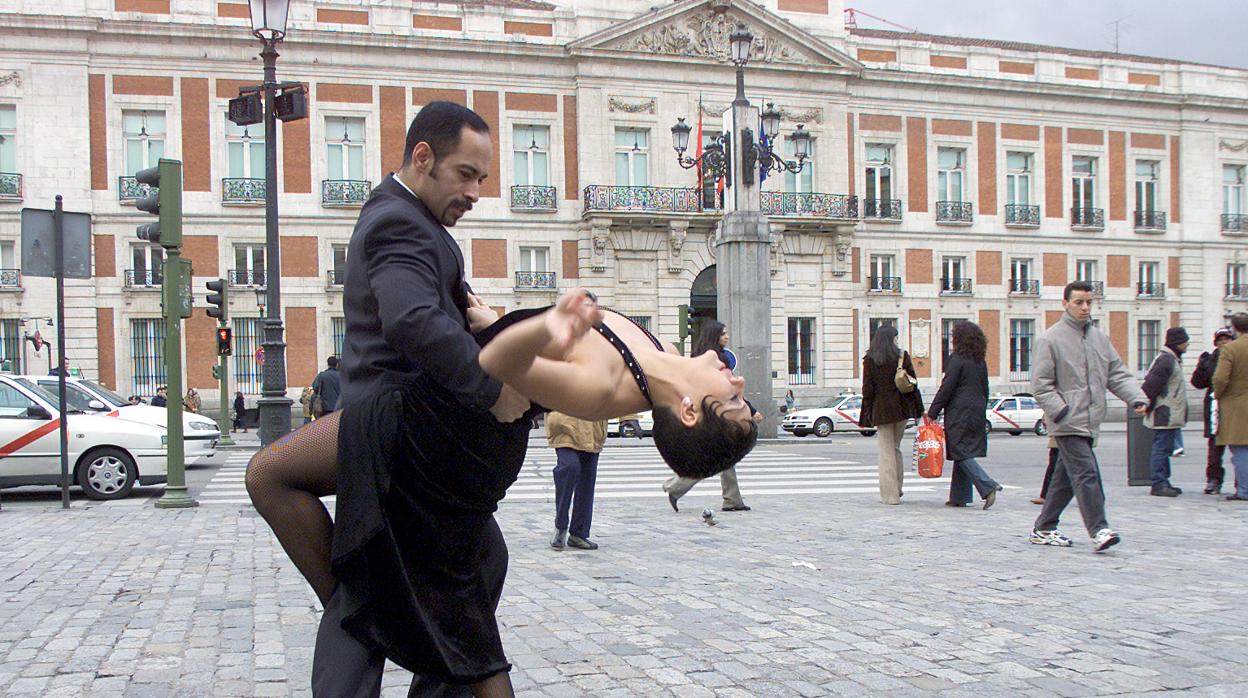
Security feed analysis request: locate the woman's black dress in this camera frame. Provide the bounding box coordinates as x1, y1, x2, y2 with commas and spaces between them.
329, 308, 546, 684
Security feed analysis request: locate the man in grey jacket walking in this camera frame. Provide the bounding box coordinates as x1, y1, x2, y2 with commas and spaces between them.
1030, 281, 1148, 552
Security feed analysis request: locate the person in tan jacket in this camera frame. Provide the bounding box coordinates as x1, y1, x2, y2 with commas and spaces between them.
546, 411, 608, 550
1212, 313, 1248, 501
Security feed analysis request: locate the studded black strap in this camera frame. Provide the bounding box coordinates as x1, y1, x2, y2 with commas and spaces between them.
592, 323, 652, 406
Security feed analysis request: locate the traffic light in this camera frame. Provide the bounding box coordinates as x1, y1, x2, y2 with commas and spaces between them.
211, 365, 221, 380
216, 327, 232, 357
205, 279, 228, 321
678, 304, 691, 340
134, 158, 183, 248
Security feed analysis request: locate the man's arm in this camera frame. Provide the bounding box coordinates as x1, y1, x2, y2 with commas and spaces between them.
365, 213, 501, 412
1031, 335, 1068, 423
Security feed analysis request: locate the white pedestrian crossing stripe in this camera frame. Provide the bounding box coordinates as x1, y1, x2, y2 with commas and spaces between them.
195, 452, 260, 506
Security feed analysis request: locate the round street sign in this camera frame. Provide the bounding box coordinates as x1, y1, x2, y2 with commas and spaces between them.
255, 347, 265, 366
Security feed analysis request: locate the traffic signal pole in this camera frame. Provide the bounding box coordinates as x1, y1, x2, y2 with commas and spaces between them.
206, 279, 233, 447
216, 342, 234, 447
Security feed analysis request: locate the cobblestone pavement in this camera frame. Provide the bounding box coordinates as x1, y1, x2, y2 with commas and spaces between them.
2, 442, 1247, 696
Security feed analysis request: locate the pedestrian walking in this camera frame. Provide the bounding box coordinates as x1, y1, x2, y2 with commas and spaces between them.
926, 321, 1002, 509
1141, 327, 1190, 497
1030, 281, 1147, 552
232, 391, 246, 433
299, 386, 315, 425
860, 324, 925, 505
310, 356, 341, 417
783, 389, 795, 414
182, 388, 201, 414
1192, 327, 1233, 494
1212, 313, 1248, 501
1031, 440, 1059, 505
150, 385, 167, 407
546, 411, 606, 551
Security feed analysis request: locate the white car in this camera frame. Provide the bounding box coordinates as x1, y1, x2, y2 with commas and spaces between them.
606, 411, 653, 437
781, 394, 878, 438
23, 375, 222, 465
0, 375, 168, 499
986, 395, 1048, 436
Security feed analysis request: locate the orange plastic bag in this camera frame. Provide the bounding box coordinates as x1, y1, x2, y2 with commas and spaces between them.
913, 420, 945, 478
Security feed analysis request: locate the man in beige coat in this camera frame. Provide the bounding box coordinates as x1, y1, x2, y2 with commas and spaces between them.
547, 411, 607, 550
1212, 313, 1248, 501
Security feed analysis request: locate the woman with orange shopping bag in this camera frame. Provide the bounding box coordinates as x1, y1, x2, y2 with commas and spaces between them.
926, 321, 1003, 509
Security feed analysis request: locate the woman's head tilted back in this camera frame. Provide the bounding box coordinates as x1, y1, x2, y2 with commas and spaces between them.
866, 324, 900, 366
650, 345, 758, 479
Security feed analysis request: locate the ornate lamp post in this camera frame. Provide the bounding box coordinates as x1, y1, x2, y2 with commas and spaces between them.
669, 23, 808, 438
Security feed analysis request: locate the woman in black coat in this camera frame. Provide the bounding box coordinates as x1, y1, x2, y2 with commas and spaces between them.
861, 325, 925, 505
926, 321, 1002, 509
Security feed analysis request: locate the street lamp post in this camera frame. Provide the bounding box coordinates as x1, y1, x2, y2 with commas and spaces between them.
670, 24, 808, 438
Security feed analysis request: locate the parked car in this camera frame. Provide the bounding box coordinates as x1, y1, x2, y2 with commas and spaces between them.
22, 375, 222, 465
0, 375, 168, 500
986, 394, 1047, 436
781, 394, 878, 437
606, 411, 653, 437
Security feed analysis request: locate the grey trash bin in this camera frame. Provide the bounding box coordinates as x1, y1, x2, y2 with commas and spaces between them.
1126, 413, 1153, 486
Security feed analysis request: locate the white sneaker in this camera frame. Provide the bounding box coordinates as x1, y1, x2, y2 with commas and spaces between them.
1029, 529, 1073, 547
1172, 448, 1185, 457
1092, 528, 1120, 552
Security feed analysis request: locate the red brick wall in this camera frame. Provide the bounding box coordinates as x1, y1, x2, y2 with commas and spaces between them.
94, 235, 115, 277
931, 119, 971, 136
317, 83, 372, 103
1109, 311, 1129, 362
472, 91, 500, 198
1002, 123, 1040, 141
182, 235, 219, 278
859, 114, 902, 132
412, 88, 467, 106
562, 240, 579, 280
96, 308, 116, 391
1065, 67, 1099, 80
1045, 310, 1063, 329
976, 250, 1001, 286
1044, 127, 1063, 218
1067, 128, 1104, 145
186, 309, 217, 390
471, 239, 507, 279
413, 14, 462, 31
1043, 253, 1068, 288
285, 308, 318, 387
1129, 72, 1161, 86
115, 0, 169, 13
778, 0, 829, 13
979, 310, 1001, 376
851, 246, 860, 285
112, 75, 173, 96
1000, 61, 1035, 75
1131, 133, 1165, 150
906, 117, 927, 213
930, 55, 967, 69
216, 2, 248, 19
563, 95, 578, 200
1109, 131, 1126, 221
504, 92, 558, 112
317, 8, 368, 25
282, 117, 310, 193
89, 74, 107, 189
857, 49, 896, 63
1170, 136, 1181, 222
180, 78, 211, 192
280, 236, 319, 277
1169, 256, 1180, 290
905, 248, 932, 285
503, 21, 552, 37
1107, 255, 1131, 287
978, 122, 997, 215
380, 86, 407, 176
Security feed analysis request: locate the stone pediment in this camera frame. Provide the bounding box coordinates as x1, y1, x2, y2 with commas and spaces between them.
569, 0, 859, 71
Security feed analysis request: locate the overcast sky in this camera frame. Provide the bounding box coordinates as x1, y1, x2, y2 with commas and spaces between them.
847, 0, 1248, 69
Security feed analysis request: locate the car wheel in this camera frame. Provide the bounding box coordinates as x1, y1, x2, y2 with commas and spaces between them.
620, 424, 637, 438
861, 430, 877, 437
1034, 420, 1048, 436
76, 447, 137, 500
985, 421, 993, 435
813, 418, 834, 438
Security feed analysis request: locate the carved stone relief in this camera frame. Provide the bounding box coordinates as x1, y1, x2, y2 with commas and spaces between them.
613, 10, 817, 66
589, 218, 612, 272
667, 220, 689, 273
1220, 140, 1248, 153
609, 97, 656, 114
769, 223, 785, 277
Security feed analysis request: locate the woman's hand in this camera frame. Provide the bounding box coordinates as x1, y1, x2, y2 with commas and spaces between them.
466, 293, 500, 332
543, 288, 603, 358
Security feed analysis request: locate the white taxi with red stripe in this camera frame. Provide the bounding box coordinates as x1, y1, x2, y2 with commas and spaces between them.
781, 393, 879, 438
986, 394, 1048, 436
0, 375, 167, 500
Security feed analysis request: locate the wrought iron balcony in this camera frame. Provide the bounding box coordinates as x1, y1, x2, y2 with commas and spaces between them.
1085, 280, 1105, 297
1226, 283, 1248, 299
868, 276, 901, 293
0, 173, 22, 202
515, 270, 557, 290
0, 268, 21, 289
118, 175, 154, 203
1009, 279, 1040, 295
936, 201, 974, 224
940, 277, 973, 295
228, 269, 266, 287
1222, 214, 1247, 233
863, 198, 902, 221
124, 269, 163, 289
222, 178, 266, 205
1137, 281, 1165, 298
1005, 204, 1040, 227
511, 185, 557, 212
1008, 370, 1032, 383
322, 179, 371, 207
327, 269, 345, 286
1134, 209, 1166, 231
1071, 207, 1105, 229
760, 192, 858, 219
582, 185, 702, 214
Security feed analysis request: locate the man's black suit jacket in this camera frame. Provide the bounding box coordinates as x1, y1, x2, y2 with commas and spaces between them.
338, 175, 501, 413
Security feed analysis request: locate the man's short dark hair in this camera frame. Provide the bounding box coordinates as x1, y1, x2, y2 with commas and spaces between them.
1064, 280, 1095, 301
327, 356, 338, 368
1232, 313, 1248, 334
400, 101, 490, 169
651, 398, 758, 479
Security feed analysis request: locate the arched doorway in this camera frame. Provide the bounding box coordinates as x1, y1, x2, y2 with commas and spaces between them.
689, 265, 717, 339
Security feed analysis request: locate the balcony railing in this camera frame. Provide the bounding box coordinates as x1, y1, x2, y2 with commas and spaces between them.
1009, 278, 1040, 295
118, 175, 153, 204
511, 185, 557, 211
1084, 280, 1105, 297
1227, 283, 1248, 299
322, 179, 371, 207
1134, 210, 1166, 232
1222, 214, 1247, 233
1004, 204, 1040, 227
1071, 207, 1105, 229
760, 192, 858, 219
222, 177, 266, 205
124, 269, 163, 289
515, 270, 557, 290
862, 198, 902, 221
229, 269, 266, 287
1137, 281, 1165, 299
582, 185, 702, 214
941, 277, 973, 295
0, 269, 21, 289
936, 201, 973, 224
327, 269, 345, 286
1008, 370, 1032, 383
0, 173, 22, 202
868, 276, 901, 293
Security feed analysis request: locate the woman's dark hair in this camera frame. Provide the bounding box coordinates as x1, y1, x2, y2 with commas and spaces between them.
950, 321, 987, 362
866, 324, 900, 366
401, 101, 490, 169
652, 398, 758, 479
691, 320, 728, 363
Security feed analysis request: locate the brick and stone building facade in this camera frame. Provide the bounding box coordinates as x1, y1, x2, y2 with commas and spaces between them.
1, 0, 1246, 409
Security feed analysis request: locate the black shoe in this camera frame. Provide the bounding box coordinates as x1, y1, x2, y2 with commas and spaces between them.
567, 535, 598, 550
1150, 487, 1180, 497
550, 529, 566, 550
983, 486, 1002, 510
945, 501, 969, 507
667, 493, 679, 512
1226, 494, 1248, 501
721, 504, 752, 512
1205, 480, 1223, 495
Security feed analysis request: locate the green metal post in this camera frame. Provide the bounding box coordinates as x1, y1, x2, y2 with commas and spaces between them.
216, 330, 234, 447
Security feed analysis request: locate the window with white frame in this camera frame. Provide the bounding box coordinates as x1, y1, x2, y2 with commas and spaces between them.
0, 105, 15, 174
868, 317, 897, 343
941, 318, 966, 370
332, 316, 346, 358
869, 254, 895, 290
1138, 260, 1161, 296
234, 244, 265, 286
0, 319, 22, 373
1005, 152, 1032, 206
1137, 319, 1160, 371
225, 115, 264, 179
331, 244, 348, 284
1071, 156, 1097, 210
787, 317, 816, 385
325, 116, 365, 181
784, 136, 813, 194
233, 316, 263, 394
130, 318, 166, 396
122, 111, 165, 175
1011, 258, 1033, 282
1138, 260, 1159, 285
614, 128, 648, 187
864, 143, 894, 202
1076, 259, 1098, 282
0, 241, 15, 272
517, 246, 549, 272
1224, 165, 1244, 216
936, 147, 965, 202
942, 256, 966, 288
1227, 263, 1246, 297
513, 125, 550, 187
1010, 319, 1034, 377
1135, 160, 1159, 214
131, 244, 164, 286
